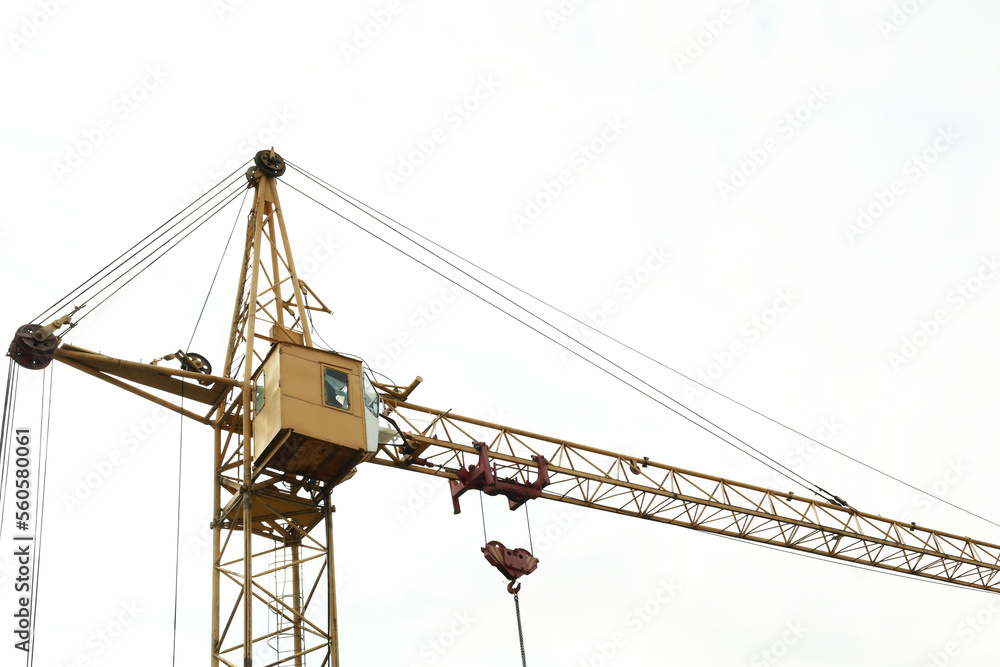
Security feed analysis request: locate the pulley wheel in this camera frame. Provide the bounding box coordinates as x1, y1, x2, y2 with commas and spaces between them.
181, 352, 212, 375
254, 149, 286, 177
8, 324, 58, 370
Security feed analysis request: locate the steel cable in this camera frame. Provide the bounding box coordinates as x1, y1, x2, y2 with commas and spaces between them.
278, 175, 835, 505
284, 161, 1000, 530
0, 360, 19, 547
514, 592, 527, 667
35, 163, 251, 324
76, 182, 248, 326
27, 365, 54, 667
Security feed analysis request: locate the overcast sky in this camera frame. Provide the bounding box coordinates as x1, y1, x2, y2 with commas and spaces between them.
3, 1, 1000, 666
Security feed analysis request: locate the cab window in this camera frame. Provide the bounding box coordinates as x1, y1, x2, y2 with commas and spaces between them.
254, 370, 266, 414
362, 373, 379, 418
324, 368, 350, 410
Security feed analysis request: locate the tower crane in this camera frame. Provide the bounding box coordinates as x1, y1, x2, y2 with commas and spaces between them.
5, 149, 1000, 666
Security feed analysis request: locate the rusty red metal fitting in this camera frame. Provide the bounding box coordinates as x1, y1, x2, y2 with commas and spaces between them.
482, 540, 538, 594
449, 443, 550, 514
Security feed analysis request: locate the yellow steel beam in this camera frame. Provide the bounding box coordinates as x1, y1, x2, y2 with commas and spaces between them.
376, 398, 1000, 594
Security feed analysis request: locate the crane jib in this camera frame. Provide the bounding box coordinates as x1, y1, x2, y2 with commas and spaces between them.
377, 397, 1000, 594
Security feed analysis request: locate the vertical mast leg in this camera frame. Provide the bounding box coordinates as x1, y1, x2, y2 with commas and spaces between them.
212, 422, 222, 667
241, 178, 266, 667
291, 541, 304, 667
215, 164, 254, 667
326, 489, 340, 667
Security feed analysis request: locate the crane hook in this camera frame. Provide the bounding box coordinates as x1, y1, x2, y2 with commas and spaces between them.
482, 540, 538, 595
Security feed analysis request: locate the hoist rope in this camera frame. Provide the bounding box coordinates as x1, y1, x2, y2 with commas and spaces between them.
478, 491, 488, 547
514, 592, 527, 667
187, 187, 250, 351
302, 293, 339, 355
283, 161, 1000, 531
0, 359, 20, 546
472, 455, 530, 665
35, 162, 251, 325
28, 365, 54, 667
76, 182, 248, 326
171, 382, 185, 667
171, 179, 250, 666
341, 208, 1000, 530
0, 361, 50, 666
524, 505, 534, 554
278, 173, 836, 506
301, 300, 403, 389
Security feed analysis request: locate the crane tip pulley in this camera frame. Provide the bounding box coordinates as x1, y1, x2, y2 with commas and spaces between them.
8, 307, 81, 370
246, 148, 286, 185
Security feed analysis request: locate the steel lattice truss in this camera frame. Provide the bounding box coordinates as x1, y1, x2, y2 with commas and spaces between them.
212, 167, 336, 667
374, 398, 1000, 593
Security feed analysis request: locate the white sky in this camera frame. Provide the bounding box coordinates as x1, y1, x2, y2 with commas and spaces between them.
3, 1, 1000, 665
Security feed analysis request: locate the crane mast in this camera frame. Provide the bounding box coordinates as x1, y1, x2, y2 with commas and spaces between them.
9, 149, 1000, 666
213, 150, 338, 667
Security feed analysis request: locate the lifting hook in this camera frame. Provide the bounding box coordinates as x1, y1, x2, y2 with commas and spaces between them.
482, 540, 538, 595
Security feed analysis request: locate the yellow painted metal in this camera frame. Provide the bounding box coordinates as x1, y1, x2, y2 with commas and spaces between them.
252, 343, 369, 472
211, 420, 223, 667
57, 345, 237, 404
239, 172, 265, 667
57, 355, 216, 425
270, 324, 305, 346
325, 494, 339, 667
209, 167, 339, 667
291, 541, 304, 667
376, 397, 1000, 594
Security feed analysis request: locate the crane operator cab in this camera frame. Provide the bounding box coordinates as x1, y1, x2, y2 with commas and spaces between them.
251, 341, 380, 485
